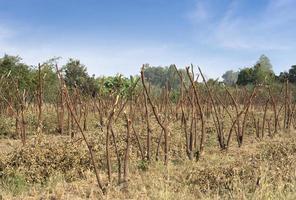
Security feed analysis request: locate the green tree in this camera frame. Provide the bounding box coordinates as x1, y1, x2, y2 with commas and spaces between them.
143, 64, 188, 90
0, 54, 35, 114
0, 54, 33, 90
253, 55, 275, 84
278, 65, 296, 83
222, 70, 239, 85
143, 65, 166, 87
288, 65, 296, 83
34, 58, 60, 103
237, 55, 275, 85
63, 58, 91, 94
237, 67, 255, 85
278, 72, 289, 82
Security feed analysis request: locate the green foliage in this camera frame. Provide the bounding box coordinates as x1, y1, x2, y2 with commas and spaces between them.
143, 64, 188, 90
0, 171, 28, 195
31, 58, 60, 103
222, 70, 239, 85
64, 59, 88, 89
0, 116, 15, 139
0, 55, 35, 112
63, 58, 98, 95
170, 90, 180, 103
253, 55, 275, 84
278, 72, 289, 82
206, 78, 220, 86
288, 65, 296, 83
237, 55, 275, 85
0, 55, 59, 107
137, 160, 149, 171
237, 67, 255, 85
278, 65, 296, 83
0, 54, 33, 91
102, 75, 128, 93
100, 74, 140, 97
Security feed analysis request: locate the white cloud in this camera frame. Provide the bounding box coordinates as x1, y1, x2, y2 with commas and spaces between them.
189, 0, 296, 51
187, 0, 209, 23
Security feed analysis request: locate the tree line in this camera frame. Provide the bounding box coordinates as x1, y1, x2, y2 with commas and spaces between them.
222, 54, 296, 86
0, 53, 295, 102
0, 55, 139, 103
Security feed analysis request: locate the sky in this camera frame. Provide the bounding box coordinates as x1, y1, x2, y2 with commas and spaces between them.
0, 0, 295, 78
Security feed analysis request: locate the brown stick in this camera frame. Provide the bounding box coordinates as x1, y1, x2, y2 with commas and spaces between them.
198, 66, 225, 149
143, 90, 152, 161
132, 124, 145, 160
110, 125, 122, 184
56, 65, 105, 193
123, 112, 131, 184
106, 95, 119, 182
262, 99, 269, 138
37, 63, 43, 133
141, 66, 169, 165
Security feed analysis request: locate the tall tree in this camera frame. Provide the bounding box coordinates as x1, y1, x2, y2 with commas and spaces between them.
0, 54, 33, 90
237, 67, 255, 85
237, 55, 275, 85
278, 72, 289, 82
222, 70, 239, 85
37, 58, 60, 103
63, 58, 90, 93
288, 65, 296, 83
253, 55, 275, 84
143, 64, 189, 90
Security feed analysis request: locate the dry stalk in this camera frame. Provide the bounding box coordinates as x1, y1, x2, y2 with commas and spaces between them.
55, 65, 105, 194
141, 66, 169, 165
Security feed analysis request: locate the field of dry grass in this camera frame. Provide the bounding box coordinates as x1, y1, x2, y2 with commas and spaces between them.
1, 68, 296, 199
0, 108, 295, 200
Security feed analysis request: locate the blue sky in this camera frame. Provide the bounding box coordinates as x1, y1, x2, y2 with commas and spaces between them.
0, 0, 295, 78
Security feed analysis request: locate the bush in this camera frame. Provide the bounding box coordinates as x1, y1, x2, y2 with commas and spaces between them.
0, 116, 16, 139
2, 138, 94, 183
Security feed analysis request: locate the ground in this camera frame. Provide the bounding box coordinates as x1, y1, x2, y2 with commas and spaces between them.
0, 110, 296, 199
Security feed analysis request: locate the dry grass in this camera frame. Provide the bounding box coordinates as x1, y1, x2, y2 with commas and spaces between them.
0, 129, 295, 200
0, 106, 295, 199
